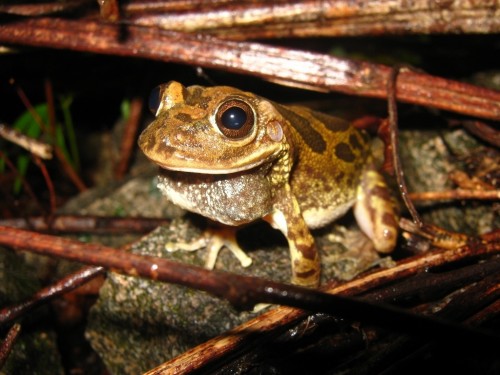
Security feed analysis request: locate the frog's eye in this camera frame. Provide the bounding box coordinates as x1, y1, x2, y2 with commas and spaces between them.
148, 85, 162, 115
215, 99, 255, 139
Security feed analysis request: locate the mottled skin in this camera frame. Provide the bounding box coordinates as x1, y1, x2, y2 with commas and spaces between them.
139, 81, 398, 287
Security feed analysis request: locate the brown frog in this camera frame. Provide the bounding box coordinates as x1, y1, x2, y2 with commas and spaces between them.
139, 81, 399, 287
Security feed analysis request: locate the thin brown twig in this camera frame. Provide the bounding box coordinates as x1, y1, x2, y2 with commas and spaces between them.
0, 267, 104, 326
0, 323, 21, 368
13, 85, 48, 134
53, 147, 87, 192
44, 79, 56, 139
408, 189, 500, 201
0, 151, 44, 213
114, 97, 144, 179
461, 120, 500, 148
32, 156, 57, 215
0, 215, 171, 234
0, 0, 91, 16
386, 67, 422, 226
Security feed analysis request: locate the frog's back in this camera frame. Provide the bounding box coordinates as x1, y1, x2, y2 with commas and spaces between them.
277, 104, 371, 228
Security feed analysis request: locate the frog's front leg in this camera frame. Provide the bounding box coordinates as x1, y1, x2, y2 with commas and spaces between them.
354, 163, 399, 254
166, 225, 252, 269
265, 185, 321, 288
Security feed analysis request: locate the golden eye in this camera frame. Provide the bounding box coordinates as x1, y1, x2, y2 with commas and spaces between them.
215, 99, 255, 139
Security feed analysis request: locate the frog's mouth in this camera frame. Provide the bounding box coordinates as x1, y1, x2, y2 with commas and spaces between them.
151, 147, 280, 175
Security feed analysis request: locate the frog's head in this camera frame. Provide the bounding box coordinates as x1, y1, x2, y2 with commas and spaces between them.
138, 81, 289, 174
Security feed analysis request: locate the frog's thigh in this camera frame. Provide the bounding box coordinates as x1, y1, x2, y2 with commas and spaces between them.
354, 164, 399, 253
265, 187, 320, 287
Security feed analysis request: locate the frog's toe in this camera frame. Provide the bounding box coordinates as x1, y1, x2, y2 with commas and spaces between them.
204, 227, 252, 269
165, 236, 208, 253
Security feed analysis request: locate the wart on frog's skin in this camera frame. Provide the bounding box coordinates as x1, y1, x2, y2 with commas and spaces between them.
139, 81, 399, 287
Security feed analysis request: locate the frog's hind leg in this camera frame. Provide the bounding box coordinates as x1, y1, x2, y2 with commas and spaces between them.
354, 163, 399, 254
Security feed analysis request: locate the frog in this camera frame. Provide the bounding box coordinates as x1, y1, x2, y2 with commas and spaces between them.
138, 81, 399, 287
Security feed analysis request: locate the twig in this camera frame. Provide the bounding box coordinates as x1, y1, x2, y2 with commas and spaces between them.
0, 0, 91, 16
386, 67, 422, 226
0, 17, 499, 120
0, 215, 171, 234
124, 0, 500, 38
0, 123, 53, 159
54, 147, 87, 192
408, 189, 500, 201
32, 156, 57, 215
114, 97, 143, 179
0, 267, 104, 326
0, 323, 21, 369
0, 151, 44, 213
461, 120, 500, 148
44, 79, 56, 139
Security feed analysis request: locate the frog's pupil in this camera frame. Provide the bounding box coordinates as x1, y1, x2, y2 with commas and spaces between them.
148, 86, 161, 115
221, 106, 247, 129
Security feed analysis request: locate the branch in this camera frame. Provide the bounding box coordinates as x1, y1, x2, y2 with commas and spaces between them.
0, 323, 21, 368
0, 215, 171, 234
124, 0, 500, 38
409, 189, 500, 201
0, 266, 104, 326
0, 17, 499, 120
0, 123, 52, 159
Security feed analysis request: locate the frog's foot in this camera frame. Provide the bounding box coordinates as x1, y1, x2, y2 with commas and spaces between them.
166, 227, 252, 269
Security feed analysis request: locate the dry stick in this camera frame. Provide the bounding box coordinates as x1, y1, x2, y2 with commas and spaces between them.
408, 189, 500, 201
44, 79, 57, 140
0, 123, 53, 159
0, 215, 171, 234
0, 18, 499, 121
386, 67, 422, 226
14, 85, 48, 133
53, 147, 87, 192
0, 225, 498, 349
0, 266, 104, 326
114, 97, 144, 179
124, 0, 500, 37
466, 298, 500, 326
0, 0, 90, 16
0, 323, 21, 368
461, 120, 500, 148
32, 156, 57, 214
0, 151, 44, 213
